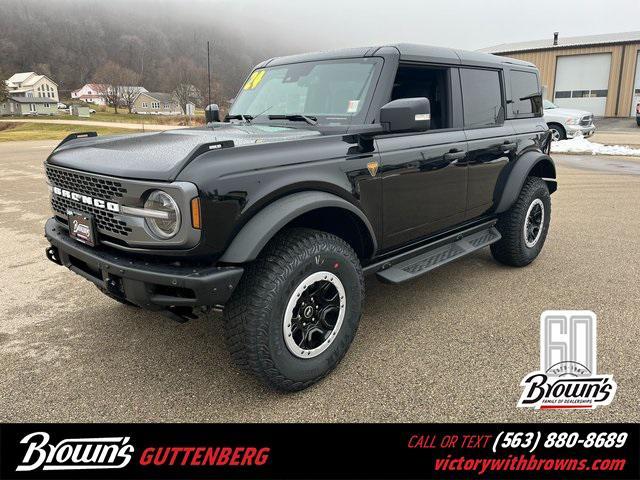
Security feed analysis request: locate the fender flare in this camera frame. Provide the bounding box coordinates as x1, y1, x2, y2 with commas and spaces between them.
495, 152, 557, 214
219, 191, 377, 263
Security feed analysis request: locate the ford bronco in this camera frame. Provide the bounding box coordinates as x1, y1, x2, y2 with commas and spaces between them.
44, 44, 555, 391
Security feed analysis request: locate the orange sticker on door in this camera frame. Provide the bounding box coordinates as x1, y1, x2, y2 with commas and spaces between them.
243, 70, 266, 90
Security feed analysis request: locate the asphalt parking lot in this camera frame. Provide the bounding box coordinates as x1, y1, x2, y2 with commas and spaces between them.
1, 140, 639, 422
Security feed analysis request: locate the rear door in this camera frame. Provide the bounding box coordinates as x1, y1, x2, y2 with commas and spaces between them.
461, 67, 516, 219
375, 64, 468, 249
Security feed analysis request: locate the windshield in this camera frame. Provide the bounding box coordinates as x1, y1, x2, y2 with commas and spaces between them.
543, 100, 557, 109
229, 58, 381, 125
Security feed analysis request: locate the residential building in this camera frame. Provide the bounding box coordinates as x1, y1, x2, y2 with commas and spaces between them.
0, 96, 57, 116
481, 31, 640, 117
132, 92, 183, 115
5, 72, 59, 102
71, 84, 148, 105
71, 83, 107, 105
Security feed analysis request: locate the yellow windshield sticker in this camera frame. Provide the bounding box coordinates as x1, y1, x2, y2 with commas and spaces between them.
243, 70, 266, 90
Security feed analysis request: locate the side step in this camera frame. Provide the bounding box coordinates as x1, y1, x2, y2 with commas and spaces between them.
376, 227, 501, 284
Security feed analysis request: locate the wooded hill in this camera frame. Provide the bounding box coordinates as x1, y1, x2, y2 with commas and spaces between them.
0, 0, 290, 103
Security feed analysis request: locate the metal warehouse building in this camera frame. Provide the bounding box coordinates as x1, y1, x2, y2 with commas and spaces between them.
481, 31, 640, 117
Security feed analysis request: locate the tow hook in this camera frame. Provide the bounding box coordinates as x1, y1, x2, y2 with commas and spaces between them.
45, 246, 62, 265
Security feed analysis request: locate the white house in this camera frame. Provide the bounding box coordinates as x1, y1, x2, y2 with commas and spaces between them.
71, 83, 107, 105
5, 72, 59, 102
71, 84, 148, 105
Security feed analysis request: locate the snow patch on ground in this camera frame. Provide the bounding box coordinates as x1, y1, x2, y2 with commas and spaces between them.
551, 135, 640, 156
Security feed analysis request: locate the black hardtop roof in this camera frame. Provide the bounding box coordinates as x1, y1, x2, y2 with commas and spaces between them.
259, 43, 536, 69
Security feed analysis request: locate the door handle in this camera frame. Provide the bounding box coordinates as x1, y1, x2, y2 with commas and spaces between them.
443, 149, 466, 163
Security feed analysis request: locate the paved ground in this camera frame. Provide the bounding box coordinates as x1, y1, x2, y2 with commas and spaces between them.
594, 117, 639, 132
591, 117, 640, 147
2, 118, 180, 131
0, 141, 639, 422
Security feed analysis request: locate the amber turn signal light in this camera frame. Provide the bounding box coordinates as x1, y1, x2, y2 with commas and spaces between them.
190, 197, 201, 229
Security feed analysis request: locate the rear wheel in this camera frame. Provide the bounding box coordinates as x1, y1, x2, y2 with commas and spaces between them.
491, 177, 551, 267
223, 228, 364, 391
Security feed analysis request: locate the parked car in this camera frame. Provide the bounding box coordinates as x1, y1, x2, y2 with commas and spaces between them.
57, 102, 68, 109
43, 44, 556, 391
636, 103, 639, 126
543, 99, 595, 141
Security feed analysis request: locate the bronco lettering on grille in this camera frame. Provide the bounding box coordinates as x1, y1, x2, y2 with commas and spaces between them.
52, 186, 120, 213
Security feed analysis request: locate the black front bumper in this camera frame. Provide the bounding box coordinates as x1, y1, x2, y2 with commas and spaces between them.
45, 218, 243, 310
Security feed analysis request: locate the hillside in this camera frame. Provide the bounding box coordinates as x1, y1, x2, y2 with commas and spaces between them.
0, 0, 290, 103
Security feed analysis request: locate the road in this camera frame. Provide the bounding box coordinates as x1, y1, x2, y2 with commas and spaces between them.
0, 141, 639, 422
2, 118, 180, 131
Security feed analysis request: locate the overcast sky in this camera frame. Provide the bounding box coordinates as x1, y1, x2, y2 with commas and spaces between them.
217, 0, 640, 52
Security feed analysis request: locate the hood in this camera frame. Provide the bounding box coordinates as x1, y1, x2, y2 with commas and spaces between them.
47, 123, 321, 181
544, 107, 592, 120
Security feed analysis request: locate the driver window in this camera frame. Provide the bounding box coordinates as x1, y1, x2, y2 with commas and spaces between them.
390, 65, 452, 130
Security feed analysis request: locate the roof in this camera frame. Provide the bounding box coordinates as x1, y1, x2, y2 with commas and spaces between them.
6, 72, 36, 85
260, 43, 535, 69
6, 72, 58, 88
480, 31, 640, 54
140, 92, 177, 103
10, 96, 56, 104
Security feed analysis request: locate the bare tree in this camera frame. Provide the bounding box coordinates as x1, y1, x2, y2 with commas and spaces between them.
119, 67, 142, 114
174, 83, 201, 116
167, 58, 204, 120
0, 68, 9, 103
94, 61, 125, 113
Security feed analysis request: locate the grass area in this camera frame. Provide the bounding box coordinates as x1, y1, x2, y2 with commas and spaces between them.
0, 122, 143, 142
2, 105, 205, 126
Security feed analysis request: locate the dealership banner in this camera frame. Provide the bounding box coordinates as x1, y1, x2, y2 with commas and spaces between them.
0, 423, 637, 479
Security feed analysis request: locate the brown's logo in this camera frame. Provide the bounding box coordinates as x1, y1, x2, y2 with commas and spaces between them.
367, 161, 379, 177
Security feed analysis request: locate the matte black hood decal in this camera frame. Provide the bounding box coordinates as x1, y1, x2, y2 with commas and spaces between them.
47, 124, 321, 181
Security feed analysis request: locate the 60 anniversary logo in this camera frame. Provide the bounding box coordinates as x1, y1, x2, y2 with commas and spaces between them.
14, 431, 270, 471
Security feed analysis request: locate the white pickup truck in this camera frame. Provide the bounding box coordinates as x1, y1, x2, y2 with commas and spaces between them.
543, 99, 595, 141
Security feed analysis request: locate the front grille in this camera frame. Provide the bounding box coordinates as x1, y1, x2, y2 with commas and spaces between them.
51, 195, 132, 236
46, 166, 127, 201
45, 164, 199, 250
46, 166, 132, 239
580, 115, 593, 126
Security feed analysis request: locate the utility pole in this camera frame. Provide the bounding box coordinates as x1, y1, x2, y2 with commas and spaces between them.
207, 40, 212, 108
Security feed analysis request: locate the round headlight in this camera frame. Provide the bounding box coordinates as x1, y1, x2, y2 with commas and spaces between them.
144, 190, 181, 239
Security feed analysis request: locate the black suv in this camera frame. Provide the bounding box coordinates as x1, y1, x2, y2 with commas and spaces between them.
44, 44, 556, 391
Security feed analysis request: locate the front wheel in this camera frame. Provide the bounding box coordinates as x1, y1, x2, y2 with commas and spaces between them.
548, 123, 566, 141
223, 228, 364, 391
491, 177, 551, 267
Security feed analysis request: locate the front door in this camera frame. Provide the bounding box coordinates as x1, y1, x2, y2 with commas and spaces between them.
377, 130, 468, 248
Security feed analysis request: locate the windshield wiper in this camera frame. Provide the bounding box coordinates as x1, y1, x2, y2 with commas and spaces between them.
225, 114, 253, 123
268, 114, 318, 126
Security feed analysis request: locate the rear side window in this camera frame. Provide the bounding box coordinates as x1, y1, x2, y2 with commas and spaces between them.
510, 70, 542, 118
460, 68, 503, 128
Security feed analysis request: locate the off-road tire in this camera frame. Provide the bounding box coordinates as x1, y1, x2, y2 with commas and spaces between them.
223, 228, 364, 391
491, 177, 551, 267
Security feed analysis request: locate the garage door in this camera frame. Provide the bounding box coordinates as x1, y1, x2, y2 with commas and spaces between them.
554, 53, 611, 116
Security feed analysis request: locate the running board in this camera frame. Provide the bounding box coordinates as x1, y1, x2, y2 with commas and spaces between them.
375, 227, 501, 284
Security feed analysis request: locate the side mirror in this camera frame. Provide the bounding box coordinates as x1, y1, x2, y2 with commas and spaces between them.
205, 104, 220, 123
380, 97, 430, 133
